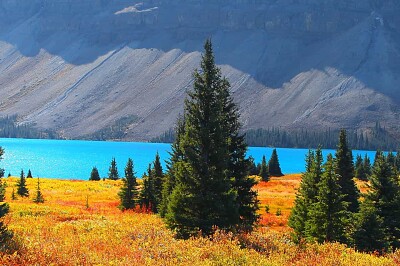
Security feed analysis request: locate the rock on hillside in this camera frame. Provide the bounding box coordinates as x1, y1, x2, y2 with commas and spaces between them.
0, 0, 399, 140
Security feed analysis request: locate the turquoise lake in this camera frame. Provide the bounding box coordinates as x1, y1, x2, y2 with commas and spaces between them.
0, 138, 379, 180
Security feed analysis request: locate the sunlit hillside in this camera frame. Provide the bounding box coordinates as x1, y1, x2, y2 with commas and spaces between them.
0, 176, 398, 265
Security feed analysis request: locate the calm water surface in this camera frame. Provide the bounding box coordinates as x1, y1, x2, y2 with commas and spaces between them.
0, 138, 379, 180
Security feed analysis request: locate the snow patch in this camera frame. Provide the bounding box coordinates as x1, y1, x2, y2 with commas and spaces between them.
115, 3, 158, 15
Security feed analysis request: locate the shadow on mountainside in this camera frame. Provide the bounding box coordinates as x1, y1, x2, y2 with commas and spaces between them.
0, 0, 400, 100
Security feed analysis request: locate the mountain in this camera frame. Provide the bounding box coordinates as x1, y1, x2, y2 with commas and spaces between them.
0, 0, 399, 141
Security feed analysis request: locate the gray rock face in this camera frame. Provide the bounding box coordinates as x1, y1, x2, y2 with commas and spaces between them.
0, 0, 399, 140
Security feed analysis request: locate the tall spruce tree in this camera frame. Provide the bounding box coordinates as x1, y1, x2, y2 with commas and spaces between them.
108, 157, 119, 180
305, 154, 348, 243
335, 129, 359, 213
16, 169, 29, 197
164, 39, 258, 238
268, 149, 284, 177
152, 152, 164, 213
259, 155, 269, 182
118, 158, 138, 210
220, 71, 259, 232
354, 154, 400, 252
289, 149, 324, 242
33, 177, 45, 203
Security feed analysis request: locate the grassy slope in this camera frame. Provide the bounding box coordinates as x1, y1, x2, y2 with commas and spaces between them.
0, 176, 398, 265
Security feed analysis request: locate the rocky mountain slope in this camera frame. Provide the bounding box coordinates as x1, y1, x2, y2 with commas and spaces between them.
0, 0, 399, 141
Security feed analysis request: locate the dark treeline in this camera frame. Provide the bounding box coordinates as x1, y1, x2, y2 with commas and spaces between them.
152, 123, 399, 151
245, 123, 399, 150
82, 115, 139, 140
0, 115, 59, 139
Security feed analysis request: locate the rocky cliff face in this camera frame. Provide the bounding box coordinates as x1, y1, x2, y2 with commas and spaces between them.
0, 0, 399, 140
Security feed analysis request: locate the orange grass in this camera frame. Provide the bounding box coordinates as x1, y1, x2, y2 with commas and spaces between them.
0, 175, 396, 265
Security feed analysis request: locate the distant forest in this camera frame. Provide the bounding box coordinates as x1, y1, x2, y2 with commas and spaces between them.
0, 116, 59, 139
152, 122, 400, 151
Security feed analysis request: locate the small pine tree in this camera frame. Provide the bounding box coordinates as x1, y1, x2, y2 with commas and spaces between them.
108, 157, 119, 180
118, 158, 138, 210
268, 149, 283, 177
89, 167, 101, 181
305, 154, 349, 243
16, 170, 29, 197
33, 177, 45, 203
259, 155, 269, 181
248, 156, 259, 176
27, 169, 33, 178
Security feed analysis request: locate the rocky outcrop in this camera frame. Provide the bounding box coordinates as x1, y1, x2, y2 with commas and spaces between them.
0, 0, 399, 140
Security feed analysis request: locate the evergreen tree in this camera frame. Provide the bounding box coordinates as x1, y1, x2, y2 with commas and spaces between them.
152, 152, 164, 213
335, 129, 359, 213
259, 155, 269, 182
159, 117, 185, 217
33, 177, 45, 203
373, 150, 383, 168
89, 166, 101, 181
248, 156, 259, 175
354, 154, 367, 181
268, 149, 284, 176
139, 165, 156, 211
353, 202, 388, 253
289, 149, 324, 241
0, 178, 6, 202
164, 39, 257, 238
16, 169, 29, 197
0, 202, 13, 252
354, 155, 400, 252
0, 148, 13, 251
118, 158, 138, 210
27, 169, 32, 178
221, 82, 259, 231
108, 157, 119, 180
363, 154, 372, 178
305, 154, 348, 243
395, 151, 400, 173
387, 152, 396, 168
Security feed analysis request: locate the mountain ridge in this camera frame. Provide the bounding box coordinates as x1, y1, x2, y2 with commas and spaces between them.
0, 0, 399, 141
